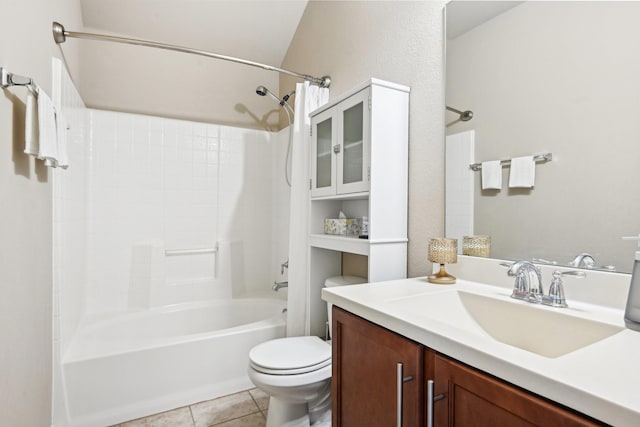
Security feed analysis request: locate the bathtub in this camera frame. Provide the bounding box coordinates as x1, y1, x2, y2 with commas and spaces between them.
61, 297, 286, 427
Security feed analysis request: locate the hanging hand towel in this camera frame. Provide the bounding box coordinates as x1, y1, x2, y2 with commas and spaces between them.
37, 89, 59, 167
56, 112, 69, 169
509, 156, 536, 188
24, 86, 39, 156
481, 160, 502, 190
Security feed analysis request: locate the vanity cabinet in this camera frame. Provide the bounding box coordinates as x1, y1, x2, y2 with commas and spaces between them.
332, 307, 423, 426
333, 306, 602, 427
428, 352, 600, 427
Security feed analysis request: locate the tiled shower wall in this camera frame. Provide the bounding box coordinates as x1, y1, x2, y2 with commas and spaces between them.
56, 108, 289, 345
54, 72, 290, 350
52, 57, 88, 427
84, 110, 289, 315
52, 58, 88, 357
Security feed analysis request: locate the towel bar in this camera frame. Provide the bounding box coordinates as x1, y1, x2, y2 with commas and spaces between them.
470, 153, 552, 171
1, 67, 34, 89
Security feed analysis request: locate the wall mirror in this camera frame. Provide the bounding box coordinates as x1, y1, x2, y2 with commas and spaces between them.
445, 1, 640, 274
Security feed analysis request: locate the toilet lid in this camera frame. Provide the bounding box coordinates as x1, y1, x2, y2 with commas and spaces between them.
249, 336, 331, 375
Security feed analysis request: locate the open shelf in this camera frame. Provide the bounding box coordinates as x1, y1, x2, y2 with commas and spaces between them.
309, 234, 370, 256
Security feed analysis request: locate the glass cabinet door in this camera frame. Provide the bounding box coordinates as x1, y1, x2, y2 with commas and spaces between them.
311, 108, 337, 197
337, 89, 370, 194
342, 102, 363, 184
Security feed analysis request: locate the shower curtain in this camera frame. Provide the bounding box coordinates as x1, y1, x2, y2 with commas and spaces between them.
286, 81, 329, 337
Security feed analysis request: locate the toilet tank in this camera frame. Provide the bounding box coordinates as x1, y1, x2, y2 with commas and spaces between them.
325, 275, 367, 339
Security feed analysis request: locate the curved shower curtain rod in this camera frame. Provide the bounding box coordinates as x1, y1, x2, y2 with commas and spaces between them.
52, 22, 332, 88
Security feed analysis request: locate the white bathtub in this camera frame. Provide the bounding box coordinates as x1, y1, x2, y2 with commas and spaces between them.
61, 298, 286, 427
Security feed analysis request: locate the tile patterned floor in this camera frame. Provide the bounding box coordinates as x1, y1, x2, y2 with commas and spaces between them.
111, 388, 269, 427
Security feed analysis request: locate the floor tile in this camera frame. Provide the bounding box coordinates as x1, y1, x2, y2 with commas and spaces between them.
212, 412, 266, 427
248, 388, 269, 411
120, 406, 194, 427
190, 391, 261, 427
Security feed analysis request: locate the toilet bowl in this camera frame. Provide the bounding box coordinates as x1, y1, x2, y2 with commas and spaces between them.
248, 336, 332, 427
247, 275, 365, 427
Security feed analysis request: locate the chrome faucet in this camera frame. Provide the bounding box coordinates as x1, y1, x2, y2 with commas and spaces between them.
272, 281, 288, 291
507, 261, 544, 302
280, 260, 289, 275
505, 261, 585, 308
569, 253, 596, 269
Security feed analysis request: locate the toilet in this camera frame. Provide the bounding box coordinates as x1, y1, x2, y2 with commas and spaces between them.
247, 275, 366, 427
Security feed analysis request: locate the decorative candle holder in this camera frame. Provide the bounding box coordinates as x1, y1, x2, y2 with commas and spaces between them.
427, 238, 457, 285
462, 235, 491, 257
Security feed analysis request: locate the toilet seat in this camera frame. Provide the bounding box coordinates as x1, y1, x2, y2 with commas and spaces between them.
249, 336, 331, 375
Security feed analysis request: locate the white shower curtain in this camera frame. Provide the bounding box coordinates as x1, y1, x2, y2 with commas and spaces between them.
286, 81, 329, 337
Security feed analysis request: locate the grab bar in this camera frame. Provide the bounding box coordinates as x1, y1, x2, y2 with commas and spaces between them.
164, 245, 218, 256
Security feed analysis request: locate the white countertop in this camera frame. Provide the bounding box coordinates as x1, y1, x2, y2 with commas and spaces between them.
322, 277, 640, 426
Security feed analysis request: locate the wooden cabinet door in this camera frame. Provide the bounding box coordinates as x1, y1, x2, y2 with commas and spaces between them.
430, 353, 602, 427
333, 307, 423, 426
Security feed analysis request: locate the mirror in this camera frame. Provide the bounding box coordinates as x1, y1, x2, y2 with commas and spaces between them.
445, 1, 640, 273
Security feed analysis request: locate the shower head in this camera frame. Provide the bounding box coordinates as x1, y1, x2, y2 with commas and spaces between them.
256, 85, 295, 113
255, 85, 282, 106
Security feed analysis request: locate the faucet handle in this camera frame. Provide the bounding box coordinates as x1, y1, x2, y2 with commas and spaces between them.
532, 258, 558, 265
545, 270, 586, 308
512, 270, 528, 298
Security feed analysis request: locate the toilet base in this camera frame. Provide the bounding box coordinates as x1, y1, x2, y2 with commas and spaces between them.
266, 397, 310, 427
265, 391, 332, 427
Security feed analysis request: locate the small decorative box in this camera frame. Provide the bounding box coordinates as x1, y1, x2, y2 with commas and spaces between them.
324, 218, 363, 236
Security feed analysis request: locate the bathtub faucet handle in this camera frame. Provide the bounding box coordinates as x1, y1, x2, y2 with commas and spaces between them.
272, 281, 288, 291
280, 260, 289, 275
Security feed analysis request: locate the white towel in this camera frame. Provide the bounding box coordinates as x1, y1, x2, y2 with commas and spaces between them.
56, 112, 69, 169
509, 156, 536, 188
481, 160, 502, 190
37, 89, 59, 166
24, 86, 39, 156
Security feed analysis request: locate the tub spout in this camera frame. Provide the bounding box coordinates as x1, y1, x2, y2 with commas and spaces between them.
272, 281, 288, 291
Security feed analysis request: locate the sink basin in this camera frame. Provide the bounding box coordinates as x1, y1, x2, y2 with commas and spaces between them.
386, 290, 623, 358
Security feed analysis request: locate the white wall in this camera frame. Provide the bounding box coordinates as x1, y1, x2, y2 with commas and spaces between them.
0, 0, 83, 425
281, 0, 447, 276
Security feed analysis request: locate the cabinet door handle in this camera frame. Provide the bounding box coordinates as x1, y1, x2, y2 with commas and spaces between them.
333, 144, 341, 154
427, 379, 435, 427
397, 363, 403, 427
427, 379, 445, 427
